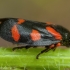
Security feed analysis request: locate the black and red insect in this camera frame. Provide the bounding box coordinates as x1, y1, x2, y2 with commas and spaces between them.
0, 18, 70, 59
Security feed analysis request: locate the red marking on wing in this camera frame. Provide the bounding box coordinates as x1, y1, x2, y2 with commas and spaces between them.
11, 25, 20, 41
30, 29, 41, 41
46, 26, 62, 40
18, 19, 25, 24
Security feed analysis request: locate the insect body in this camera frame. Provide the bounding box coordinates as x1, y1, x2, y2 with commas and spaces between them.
0, 18, 70, 59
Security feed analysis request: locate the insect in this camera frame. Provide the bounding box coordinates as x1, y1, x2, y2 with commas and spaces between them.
0, 18, 70, 59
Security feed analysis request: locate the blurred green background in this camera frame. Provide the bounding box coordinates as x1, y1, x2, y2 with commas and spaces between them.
0, 0, 70, 46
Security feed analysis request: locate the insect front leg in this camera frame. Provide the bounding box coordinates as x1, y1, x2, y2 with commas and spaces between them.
51, 43, 61, 51
36, 46, 51, 59
45, 46, 50, 52
45, 44, 57, 52
51, 46, 57, 51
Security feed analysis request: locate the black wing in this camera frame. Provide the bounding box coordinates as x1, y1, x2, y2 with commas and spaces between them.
17, 20, 60, 46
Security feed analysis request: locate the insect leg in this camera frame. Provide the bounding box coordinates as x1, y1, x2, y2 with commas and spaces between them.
36, 47, 51, 59
51, 46, 57, 51
13, 46, 25, 51
12, 46, 31, 51
45, 44, 57, 52
51, 43, 60, 51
